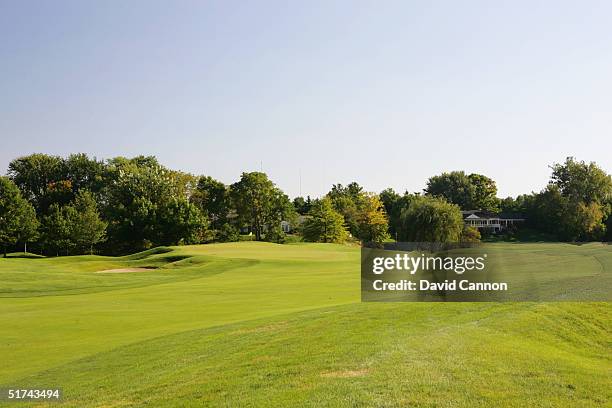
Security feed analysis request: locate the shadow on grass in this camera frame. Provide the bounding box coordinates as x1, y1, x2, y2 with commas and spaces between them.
3, 252, 46, 259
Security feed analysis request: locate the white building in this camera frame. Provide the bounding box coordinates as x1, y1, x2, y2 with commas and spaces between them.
462, 210, 525, 233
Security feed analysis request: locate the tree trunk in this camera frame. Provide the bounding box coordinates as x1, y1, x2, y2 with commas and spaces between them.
24, 242, 27, 254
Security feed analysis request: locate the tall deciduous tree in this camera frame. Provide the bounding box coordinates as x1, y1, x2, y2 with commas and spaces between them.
302, 198, 348, 243
104, 156, 208, 251
425, 171, 473, 209
157, 197, 209, 245
63, 153, 106, 196
68, 191, 107, 254
571, 201, 605, 239
292, 196, 312, 215
327, 182, 365, 236
0, 177, 38, 256
550, 157, 612, 204
379, 188, 401, 220
191, 176, 230, 231
356, 194, 389, 244
425, 171, 499, 212
527, 158, 611, 241
15, 199, 39, 254
265, 189, 296, 243
8, 153, 105, 216
379, 190, 420, 238
41, 204, 73, 256
230, 172, 293, 241
8, 154, 65, 214
468, 173, 500, 213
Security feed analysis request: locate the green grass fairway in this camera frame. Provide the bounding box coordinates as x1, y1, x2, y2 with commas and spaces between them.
0, 242, 610, 407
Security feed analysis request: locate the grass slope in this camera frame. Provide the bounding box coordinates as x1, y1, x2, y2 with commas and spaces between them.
0, 242, 610, 407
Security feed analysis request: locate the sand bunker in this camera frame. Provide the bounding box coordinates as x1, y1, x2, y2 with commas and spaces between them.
95, 268, 153, 274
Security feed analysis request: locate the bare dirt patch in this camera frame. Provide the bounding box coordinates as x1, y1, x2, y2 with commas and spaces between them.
95, 268, 153, 274
320, 369, 369, 378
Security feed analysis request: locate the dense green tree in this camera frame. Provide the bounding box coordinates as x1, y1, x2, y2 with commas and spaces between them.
7, 154, 65, 214
329, 195, 360, 236
550, 157, 612, 204
264, 189, 296, 243
501, 194, 534, 228
230, 172, 293, 241
525, 159, 611, 241
63, 153, 106, 196
191, 176, 230, 230
302, 198, 348, 243
8, 153, 105, 216
356, 194, 389, 244
379, 188, 401, 219
500, 196, 524, 214
468, 173, 500, 213
425, 171, 499, 212
264, 223, 287, 244
570, 201, 605, 240
326, 182, 367, 237
292, 196, 312, 215
104, 157, 172, 250
500, 197, 515, 213
104, 157, 208, 251
328, 182, 364, 201
41, 204, 73, 256
15, 199, 39, 254
527, 186, 605, 242
216, 223, 240, 242
528, 185, 562, 231
398, 196, 463, 242
326, 184, 392, 242
67, 191, 107, 254
169, 170, 199, 199
0, 177, 38, 256
157, 197, 209, 246
379, 189, 420, 238
305, 196, 313, 213
425, 171, 473, 209
231, 172, 273, 241
551, 158, 611, 241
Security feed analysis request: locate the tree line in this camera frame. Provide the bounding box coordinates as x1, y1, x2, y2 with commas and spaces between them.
0, 154, 296, 256
378, 158, 611, 243
0, 154, 610, 256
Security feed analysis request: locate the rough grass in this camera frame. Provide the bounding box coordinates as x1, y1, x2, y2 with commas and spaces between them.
0, 242, 609, 407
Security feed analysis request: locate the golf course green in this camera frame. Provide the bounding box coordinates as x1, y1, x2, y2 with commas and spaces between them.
0, 242, 610, 407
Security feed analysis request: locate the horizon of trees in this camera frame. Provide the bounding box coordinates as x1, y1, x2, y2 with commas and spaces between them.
0, 153, 610, 256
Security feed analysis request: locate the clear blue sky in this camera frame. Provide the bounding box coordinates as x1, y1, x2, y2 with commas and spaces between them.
1, 0, 610, 199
